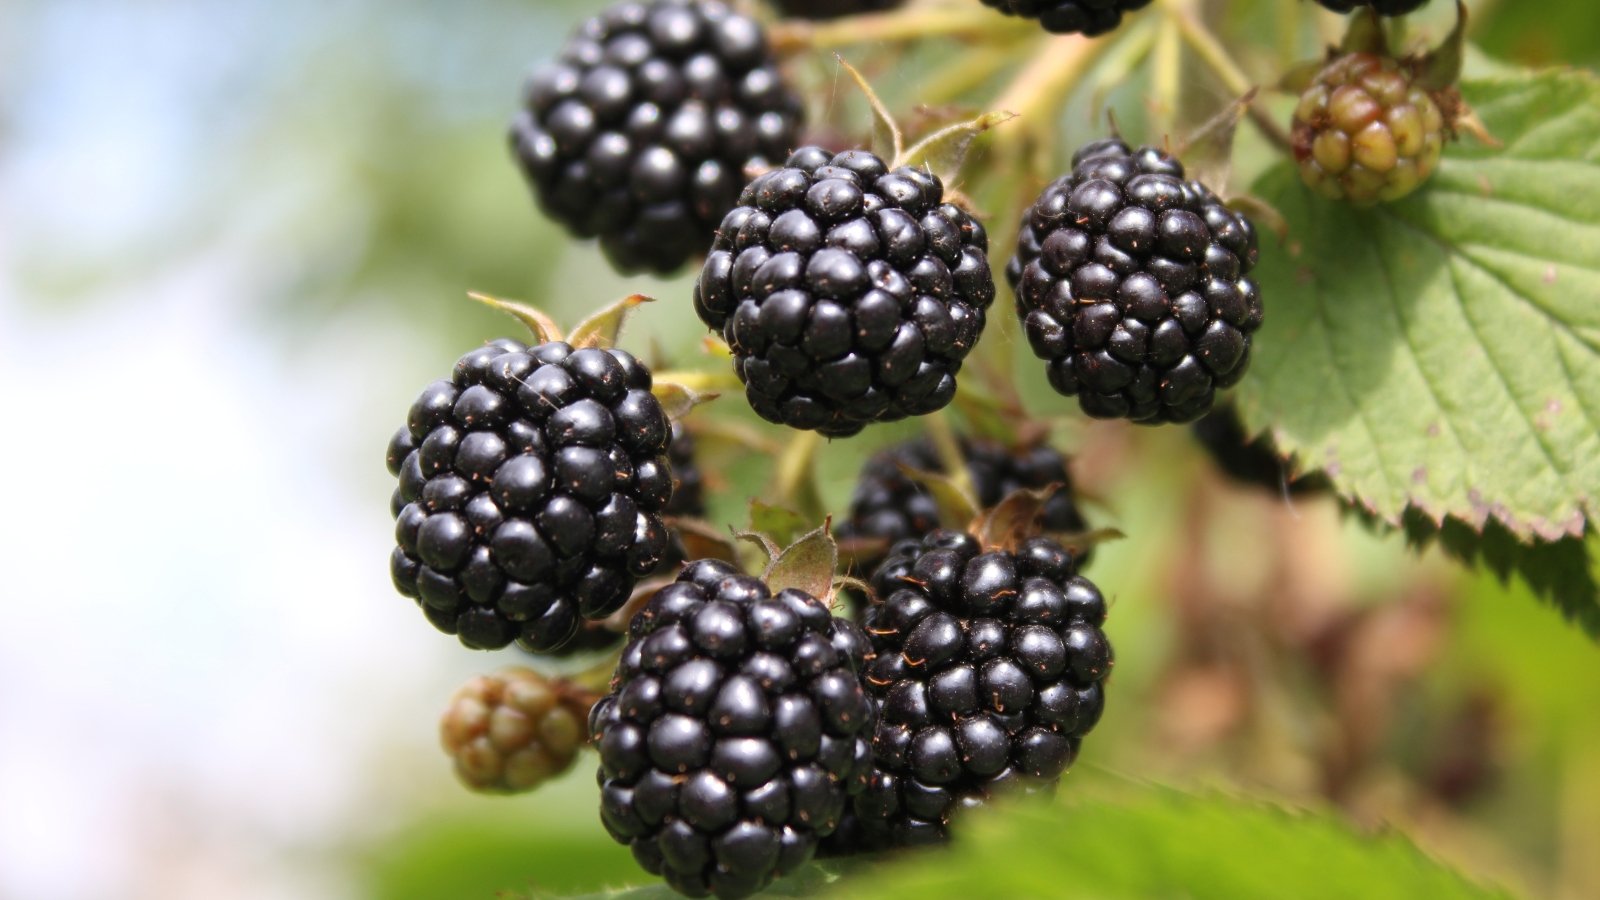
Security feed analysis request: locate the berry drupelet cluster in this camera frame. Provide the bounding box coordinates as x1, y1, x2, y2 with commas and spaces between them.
590, 560, 876, 898
1291, 52, 1448, 205
510, 0, 803, 274
855, 530, 1112, 846
387, 339, 675, 651
694, 146, 996, 437
538, 420, 711, 657
837, 437, 1092, 581
440, 667, 591, 793
978, 0, 1152, 36
1009, 138, 1262, 424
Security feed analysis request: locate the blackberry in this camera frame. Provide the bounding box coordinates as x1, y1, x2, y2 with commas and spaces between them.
837, 437, 1092, 582
855, 530, 1111, 846
1008, 138, 1262, 424
770, 0, 903, 20
531, 420, 709, 657
1291, 52, 1448, 205
1310, 0, 1430, 15
977, 0, 1152, 36
441, 667, 592, 793
1192, 405, 1330, 496
386, 338, 674, 651
510, 0, 803, 275
694, 147, 996, 437
591, 560, 876, 898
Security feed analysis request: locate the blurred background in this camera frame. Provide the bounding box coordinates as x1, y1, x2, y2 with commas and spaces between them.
1, 1, 1595, 898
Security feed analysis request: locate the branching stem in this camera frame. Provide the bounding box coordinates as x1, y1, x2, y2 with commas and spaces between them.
770, 5, 1030, 55
1163, 0, 1294, 153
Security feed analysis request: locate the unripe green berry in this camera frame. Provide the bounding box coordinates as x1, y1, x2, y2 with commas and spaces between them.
440, 667, 592, 794
1291, 52, 1448, 206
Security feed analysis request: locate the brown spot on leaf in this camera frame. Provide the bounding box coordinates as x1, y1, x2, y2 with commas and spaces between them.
1411, 467, 1428, 485
1543, 265, 1558, 285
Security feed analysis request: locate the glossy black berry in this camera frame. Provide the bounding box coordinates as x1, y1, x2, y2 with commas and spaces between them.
1191, 404, 1330, 497
694, 147, 996, 437
1009, 138, 1262, 424
592, 563, 875, 898
510, 0, 803, 275
854, 530, 1111, 846
770, 0, 904, 19
535, 420, 711, 656
837, 436, 1093, 588
978, 0, 1153, 36
387, 339, 674, 651
1310, 0, 1429, 14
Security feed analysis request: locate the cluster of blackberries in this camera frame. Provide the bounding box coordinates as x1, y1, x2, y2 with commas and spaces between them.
381, 0, 1323, 894
590, 560, 875, 897
837, 436, 1092, 580
694, 146, 996, 437
978, 0, 1152, 36
510, 0, 802, 274
387, 338, 676, 651
1008, 138, 1262, 424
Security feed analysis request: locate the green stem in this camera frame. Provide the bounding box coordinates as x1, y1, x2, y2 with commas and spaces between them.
1164, 0, 1294, 153
992, 34, 1102, 126
924, 408, 977, 507
652, 369, 743, 392
1151, 12, 1182, 139
769, 5, 1031, 55
773, 430, 825, 522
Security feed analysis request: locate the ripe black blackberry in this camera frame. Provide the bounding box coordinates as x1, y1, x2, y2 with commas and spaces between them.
1192, 405, 1330, 497
1310, 0, 1429, 14
855, 529, 1111, 846
530, 420, 709, 656
386, 338, 675, 651
694, 147, 996, 437
837, 437, 1093, 583
510, 0, 803, 275
591, 560, 875, 898
978, 0, 1152, 36
770, 0, 903, 20
1008, 138, 1262, 424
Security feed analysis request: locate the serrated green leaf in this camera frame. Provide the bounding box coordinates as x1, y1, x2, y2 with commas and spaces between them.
833, 777, 1511, 900
763, 524, 840, 602
1362, 507, 1600, 636
1239, 71, 1600, 555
